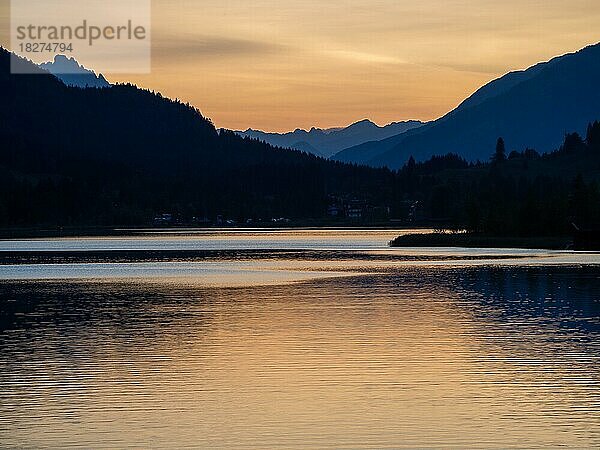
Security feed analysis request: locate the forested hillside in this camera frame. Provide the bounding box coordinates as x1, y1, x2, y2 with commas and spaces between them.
1, 48, 599, 236
0, 49, 396, 227
395, 127, 600, 235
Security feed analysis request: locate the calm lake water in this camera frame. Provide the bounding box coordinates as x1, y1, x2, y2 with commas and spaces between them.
0, 229, 599, 448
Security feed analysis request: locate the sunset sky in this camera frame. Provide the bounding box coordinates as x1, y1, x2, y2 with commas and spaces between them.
2, 0, 600, 131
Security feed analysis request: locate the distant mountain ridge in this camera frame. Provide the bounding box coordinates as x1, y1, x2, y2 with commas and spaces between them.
238, 119, 424, 158
333, 42, 600, 168
40, 55, 111, 88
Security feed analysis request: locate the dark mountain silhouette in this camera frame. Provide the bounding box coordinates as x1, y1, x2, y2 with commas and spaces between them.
333, 42, 600, 168
239, 118, 424, 158
39, 55, 111, 89
0, 49, 397, 227
2, 47, 599, 237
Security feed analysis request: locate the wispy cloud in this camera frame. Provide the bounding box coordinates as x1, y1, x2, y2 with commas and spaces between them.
325, 49, 407, 66
152, 33, 285, 61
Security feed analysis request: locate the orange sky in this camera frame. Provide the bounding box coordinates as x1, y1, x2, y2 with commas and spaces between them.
2, 0, 600, 131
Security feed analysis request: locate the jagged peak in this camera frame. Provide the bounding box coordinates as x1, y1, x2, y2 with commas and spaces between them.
39, 54, 111, 88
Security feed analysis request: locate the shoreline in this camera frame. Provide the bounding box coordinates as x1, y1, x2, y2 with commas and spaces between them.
0, 225, 431, 240
390, 233, 572, 250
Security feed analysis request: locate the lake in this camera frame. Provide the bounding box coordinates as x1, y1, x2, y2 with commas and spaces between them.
0, 229, 599, 448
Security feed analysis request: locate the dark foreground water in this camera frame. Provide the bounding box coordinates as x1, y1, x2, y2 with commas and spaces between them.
0, 230, 599, 448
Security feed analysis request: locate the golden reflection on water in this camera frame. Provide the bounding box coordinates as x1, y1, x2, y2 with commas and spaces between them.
0, 228, 426, 252
1, 266, 599, 448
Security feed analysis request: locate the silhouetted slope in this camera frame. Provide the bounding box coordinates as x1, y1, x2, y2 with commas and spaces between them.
331, 125, 427, 165
0, 49, 396, 227
451, 54, 563, 113
334, 43, 600, 168
289, 141, 323, 157
239, 119, 423, 158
